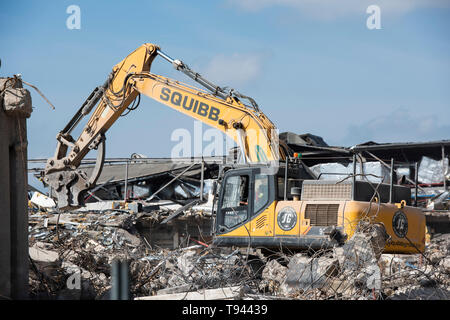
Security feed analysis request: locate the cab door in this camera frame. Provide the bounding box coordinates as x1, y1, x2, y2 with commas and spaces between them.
250, 173, 276, 237
216, 170, 253, 235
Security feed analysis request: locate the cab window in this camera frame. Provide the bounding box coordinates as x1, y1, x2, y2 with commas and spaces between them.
253, 174, 269, 214
221, 175, 249, 228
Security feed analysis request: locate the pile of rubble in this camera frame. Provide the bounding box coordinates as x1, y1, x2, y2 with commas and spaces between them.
258, 225, 450, 300
28, 206, 258, 300
28, 206, 450, 300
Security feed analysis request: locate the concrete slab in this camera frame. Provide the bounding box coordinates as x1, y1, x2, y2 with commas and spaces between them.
135, 286, 241, 300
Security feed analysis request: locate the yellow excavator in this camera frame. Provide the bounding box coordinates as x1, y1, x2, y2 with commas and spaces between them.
43, 43, 425, 254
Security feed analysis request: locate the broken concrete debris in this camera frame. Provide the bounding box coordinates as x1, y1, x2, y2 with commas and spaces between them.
284, 255, 340, 292
27, 199, 450, 300
28, 203, 249, 300
1, 76, 33, 118
256, 226, 449, 300
24, 133, 449, 300
136, 286, 242, 300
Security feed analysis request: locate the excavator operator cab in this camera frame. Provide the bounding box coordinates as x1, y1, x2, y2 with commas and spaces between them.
216, 167, 274, 235
214, 162, 313, 236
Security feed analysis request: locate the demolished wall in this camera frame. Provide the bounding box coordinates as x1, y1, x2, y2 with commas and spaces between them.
0, 76, 32, 299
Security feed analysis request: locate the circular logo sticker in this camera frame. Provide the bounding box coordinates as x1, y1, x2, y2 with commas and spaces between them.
277, 206, 297, 231
392, 210, 408, 238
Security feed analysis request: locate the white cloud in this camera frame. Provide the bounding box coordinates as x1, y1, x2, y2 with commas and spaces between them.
341, 107, 450, 145
200, 53, 263, 87
227, 0, 450, 20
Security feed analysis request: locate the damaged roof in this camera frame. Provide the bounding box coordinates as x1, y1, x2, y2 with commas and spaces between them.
351, 140, 450, 163
280, 132, 450, 165
80, 157, 225, 185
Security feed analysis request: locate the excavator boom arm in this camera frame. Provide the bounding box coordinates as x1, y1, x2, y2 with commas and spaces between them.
131, 73, 280, 163
43, 43, 283, 210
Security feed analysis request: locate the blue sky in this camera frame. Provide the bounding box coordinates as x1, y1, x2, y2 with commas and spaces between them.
1, 0, 449, 166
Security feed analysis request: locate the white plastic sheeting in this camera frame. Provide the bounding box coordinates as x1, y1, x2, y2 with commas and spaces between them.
311, 156, 449, 185
419, 156, 449, 184
310, 162, 391, 183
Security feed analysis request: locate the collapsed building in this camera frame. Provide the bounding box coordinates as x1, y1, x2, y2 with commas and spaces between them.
25, 132, 450, 300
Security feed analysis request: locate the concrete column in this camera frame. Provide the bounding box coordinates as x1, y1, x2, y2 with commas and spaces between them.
0, 76, 32, 299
